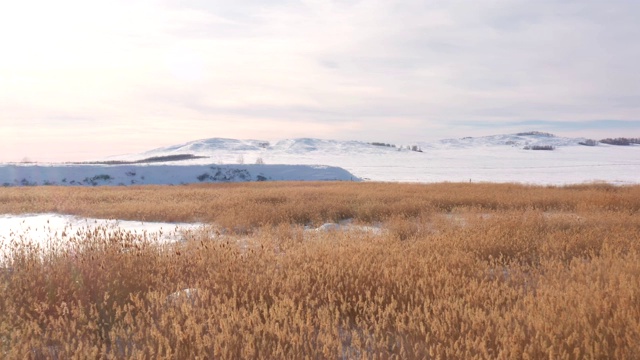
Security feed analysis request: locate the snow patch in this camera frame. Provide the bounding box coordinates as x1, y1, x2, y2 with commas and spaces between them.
306, 221, 383, 235
0, 213, 204, 260
166, 288, 201, 306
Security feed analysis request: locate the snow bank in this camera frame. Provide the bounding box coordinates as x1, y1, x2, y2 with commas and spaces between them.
0, 164, 359, 187
305, 219, 384, 235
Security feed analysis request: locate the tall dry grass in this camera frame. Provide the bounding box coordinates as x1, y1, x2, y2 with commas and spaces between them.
1, 182, 639, 359
1, 182, 639, 228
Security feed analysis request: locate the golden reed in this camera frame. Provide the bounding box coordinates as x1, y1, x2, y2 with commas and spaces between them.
1, 182, 639, 358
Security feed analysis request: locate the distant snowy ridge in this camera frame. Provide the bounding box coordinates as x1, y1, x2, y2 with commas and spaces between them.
147, 138, 269, 155
429, 132, 588, 149
108, 137, 407, 163
4, 132, 638, 185
95, 132, 640, 185
0, 164, 358, 187
109, 132, 637, 163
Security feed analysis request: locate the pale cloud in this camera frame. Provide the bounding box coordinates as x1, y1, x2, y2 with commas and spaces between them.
1, 0, 639, 161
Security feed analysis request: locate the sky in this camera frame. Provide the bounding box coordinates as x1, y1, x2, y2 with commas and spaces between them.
1, 0, 639, 162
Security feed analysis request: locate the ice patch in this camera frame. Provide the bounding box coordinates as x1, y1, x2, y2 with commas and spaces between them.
0, 213, 203, 260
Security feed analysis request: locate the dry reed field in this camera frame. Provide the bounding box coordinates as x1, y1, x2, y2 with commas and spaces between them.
1, 182, 640, 359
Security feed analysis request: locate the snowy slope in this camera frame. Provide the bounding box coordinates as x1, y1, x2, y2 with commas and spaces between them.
0, 164, 358, 187
143, 138, 268, 155
110, 137, 399, 164
102, 133, 640, 185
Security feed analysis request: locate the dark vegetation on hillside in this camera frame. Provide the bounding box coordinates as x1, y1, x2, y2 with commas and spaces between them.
599, 138, 640, 146
517, 131, 555, 137
524, 145, 555, 150
579, 139, 598, 146
369, 142, 396, 148
369, 142, 423, 152
73, 154, 209, 165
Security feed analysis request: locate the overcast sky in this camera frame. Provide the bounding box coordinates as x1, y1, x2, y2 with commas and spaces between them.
1, 0, 639, 161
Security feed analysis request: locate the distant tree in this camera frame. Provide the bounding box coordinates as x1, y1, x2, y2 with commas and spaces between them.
579, 139, 598, 146
517, 131, 555, 137
370, 142, 397, 148
599, 138, 636, 146
524, 145, 555, 150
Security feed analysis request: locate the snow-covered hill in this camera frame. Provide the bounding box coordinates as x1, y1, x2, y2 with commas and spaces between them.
98, 132, 640, 185
431, 132, 586, 149
0, 164, 358, 187
110, 132, 605, 163
145, 138, 269, 155
2, 132, 639, 185
113, 137, 400, 164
